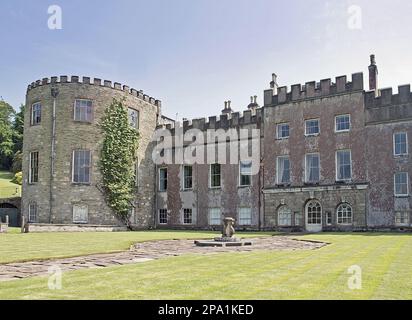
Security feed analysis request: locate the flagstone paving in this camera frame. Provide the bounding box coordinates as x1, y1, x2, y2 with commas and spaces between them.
0, 236, 326, 282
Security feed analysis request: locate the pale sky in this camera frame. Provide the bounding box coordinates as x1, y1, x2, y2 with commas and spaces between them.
1, 0, 411, 120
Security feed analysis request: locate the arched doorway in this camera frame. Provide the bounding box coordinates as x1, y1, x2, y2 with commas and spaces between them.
305, 200, 322, 232
0, 203, 20, 227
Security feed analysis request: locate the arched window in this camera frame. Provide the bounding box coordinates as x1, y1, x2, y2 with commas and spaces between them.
278, 206, 292, 226
337, 203, 353, 225
306, 200, 322, 225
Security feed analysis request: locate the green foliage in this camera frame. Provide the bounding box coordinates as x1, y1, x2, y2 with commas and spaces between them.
11, 171, 22, 185
0, 101, 15, 168
11, 151, 22, 174
100, 99, 139, 228
0, 101, 24, 170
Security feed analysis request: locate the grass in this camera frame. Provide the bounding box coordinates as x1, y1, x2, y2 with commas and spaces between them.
0, 171, 21, 198
1, 233, 412, 300
0, 230, 273, 264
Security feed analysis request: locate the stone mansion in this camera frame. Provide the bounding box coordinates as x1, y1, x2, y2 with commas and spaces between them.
22, 55, 412, 232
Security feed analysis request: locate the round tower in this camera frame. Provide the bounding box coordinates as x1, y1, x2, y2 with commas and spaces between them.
22, 76, 161, 228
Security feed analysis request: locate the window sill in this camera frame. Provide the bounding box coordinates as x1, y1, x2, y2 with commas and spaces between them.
276, 137, 290, 141
304, 134, 320, 138
394, 154, 409, 158
209, 187, 221, 190
73, 120, 93, 124
276, 183, 291, 188
304, 182, 320, 186
335, 130, 350, 134
238, 185, 252, 188
182, 189, 193, 192
71, 183, 91, 186
73, 222, 88, 224
395, 195, 410, 198
335, 180, 352, 184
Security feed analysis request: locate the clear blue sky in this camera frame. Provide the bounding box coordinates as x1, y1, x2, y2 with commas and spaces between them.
1, 0, 411, 119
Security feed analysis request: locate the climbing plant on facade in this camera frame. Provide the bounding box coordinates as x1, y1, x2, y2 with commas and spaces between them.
100, 98, 139, 229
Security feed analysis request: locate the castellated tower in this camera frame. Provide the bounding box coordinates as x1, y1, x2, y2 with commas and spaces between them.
22, 76, 162, 228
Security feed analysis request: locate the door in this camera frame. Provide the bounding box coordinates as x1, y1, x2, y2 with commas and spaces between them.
0, 203, 20, 227
305, 200, 322, 232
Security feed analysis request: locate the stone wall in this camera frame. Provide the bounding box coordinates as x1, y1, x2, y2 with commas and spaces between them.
26, 223, 127, 233
23, 77, 160, 228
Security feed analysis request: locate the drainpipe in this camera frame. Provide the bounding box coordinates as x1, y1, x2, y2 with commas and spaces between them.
49, 86, 59, 224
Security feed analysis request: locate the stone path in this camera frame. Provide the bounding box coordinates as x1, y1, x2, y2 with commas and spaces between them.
0, 236, 326, 282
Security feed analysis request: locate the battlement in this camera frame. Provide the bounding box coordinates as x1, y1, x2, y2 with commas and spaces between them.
27, 76, 161, 107
264, 73, 364, 106
156, 108, 263, 131
365, 84, 412, 108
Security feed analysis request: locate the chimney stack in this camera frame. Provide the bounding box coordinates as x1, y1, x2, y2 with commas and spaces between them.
369, 54, 379, 94
221, 100, 233, 114
270, 73, 278, 92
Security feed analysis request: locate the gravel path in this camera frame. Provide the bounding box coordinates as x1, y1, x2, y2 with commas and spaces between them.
0, 236, 326, 282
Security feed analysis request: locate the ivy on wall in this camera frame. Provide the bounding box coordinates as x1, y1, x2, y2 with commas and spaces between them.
100, 98, 139, 229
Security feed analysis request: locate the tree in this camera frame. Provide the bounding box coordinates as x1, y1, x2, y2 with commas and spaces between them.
0, 100, 16, 169
99, 98, 140, 229
12, 104, 24, 155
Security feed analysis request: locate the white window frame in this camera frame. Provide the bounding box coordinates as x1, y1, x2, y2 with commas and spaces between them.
183, 165, 193, 190
336, 203, 353, 225
394, 172, 409, 197
128, 107, 139, 129
74, 99, 93, 123
183, 208, 193, 225
28, 202, 37, 223
395, 211, 410, 226
72, 204, 89, 224
29, 151, 39, 184
336, 150, 352, 182
335, 114, 351, 133
158, 167, 168, 192
209, 163, 221, 189
277, 156, 291, 185
72, 150, 92, 184
276, 123, 290, 140
305, 153, 320, 183
326, 212, 333, 225
31, 102, 41, 126
239, 161, 252, 187
209, 208, 221, 226
277, 206, 292, 226
393, 132, 408, 156
158, 209, 168, 225
305, 119, 320, 136
239, 207, 252, 226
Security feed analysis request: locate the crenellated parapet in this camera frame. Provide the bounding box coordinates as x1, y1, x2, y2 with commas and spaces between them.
365, 84, 412, 108
156, 108, 263, 132
365, 84, 412, 124
27, 76, 162, 108
264, 73, 364, 106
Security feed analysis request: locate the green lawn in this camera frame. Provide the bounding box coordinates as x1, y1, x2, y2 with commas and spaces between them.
0, 230, 273, 264
1, 233, 412, 300
0, 171, 21, 198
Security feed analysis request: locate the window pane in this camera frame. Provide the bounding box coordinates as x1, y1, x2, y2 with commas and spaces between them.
211, 164, 221, 187
159, 168, 167, 191
240, 161, 252, 186
184, 166, 193, 189
337, 150, 352, 181
395, 172, 408, 195
336, 115, 351, 131
239, 208, 252, 225
159, 209, 168, 224
394, 133, 407, 155
73, 150, 91, 183
183, 208, 193, 224
209, 208, 221, 225
277, 156, 290, 184
306, 154, 320, 182
306, 119, 319, 135
277, 123, 290, 139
